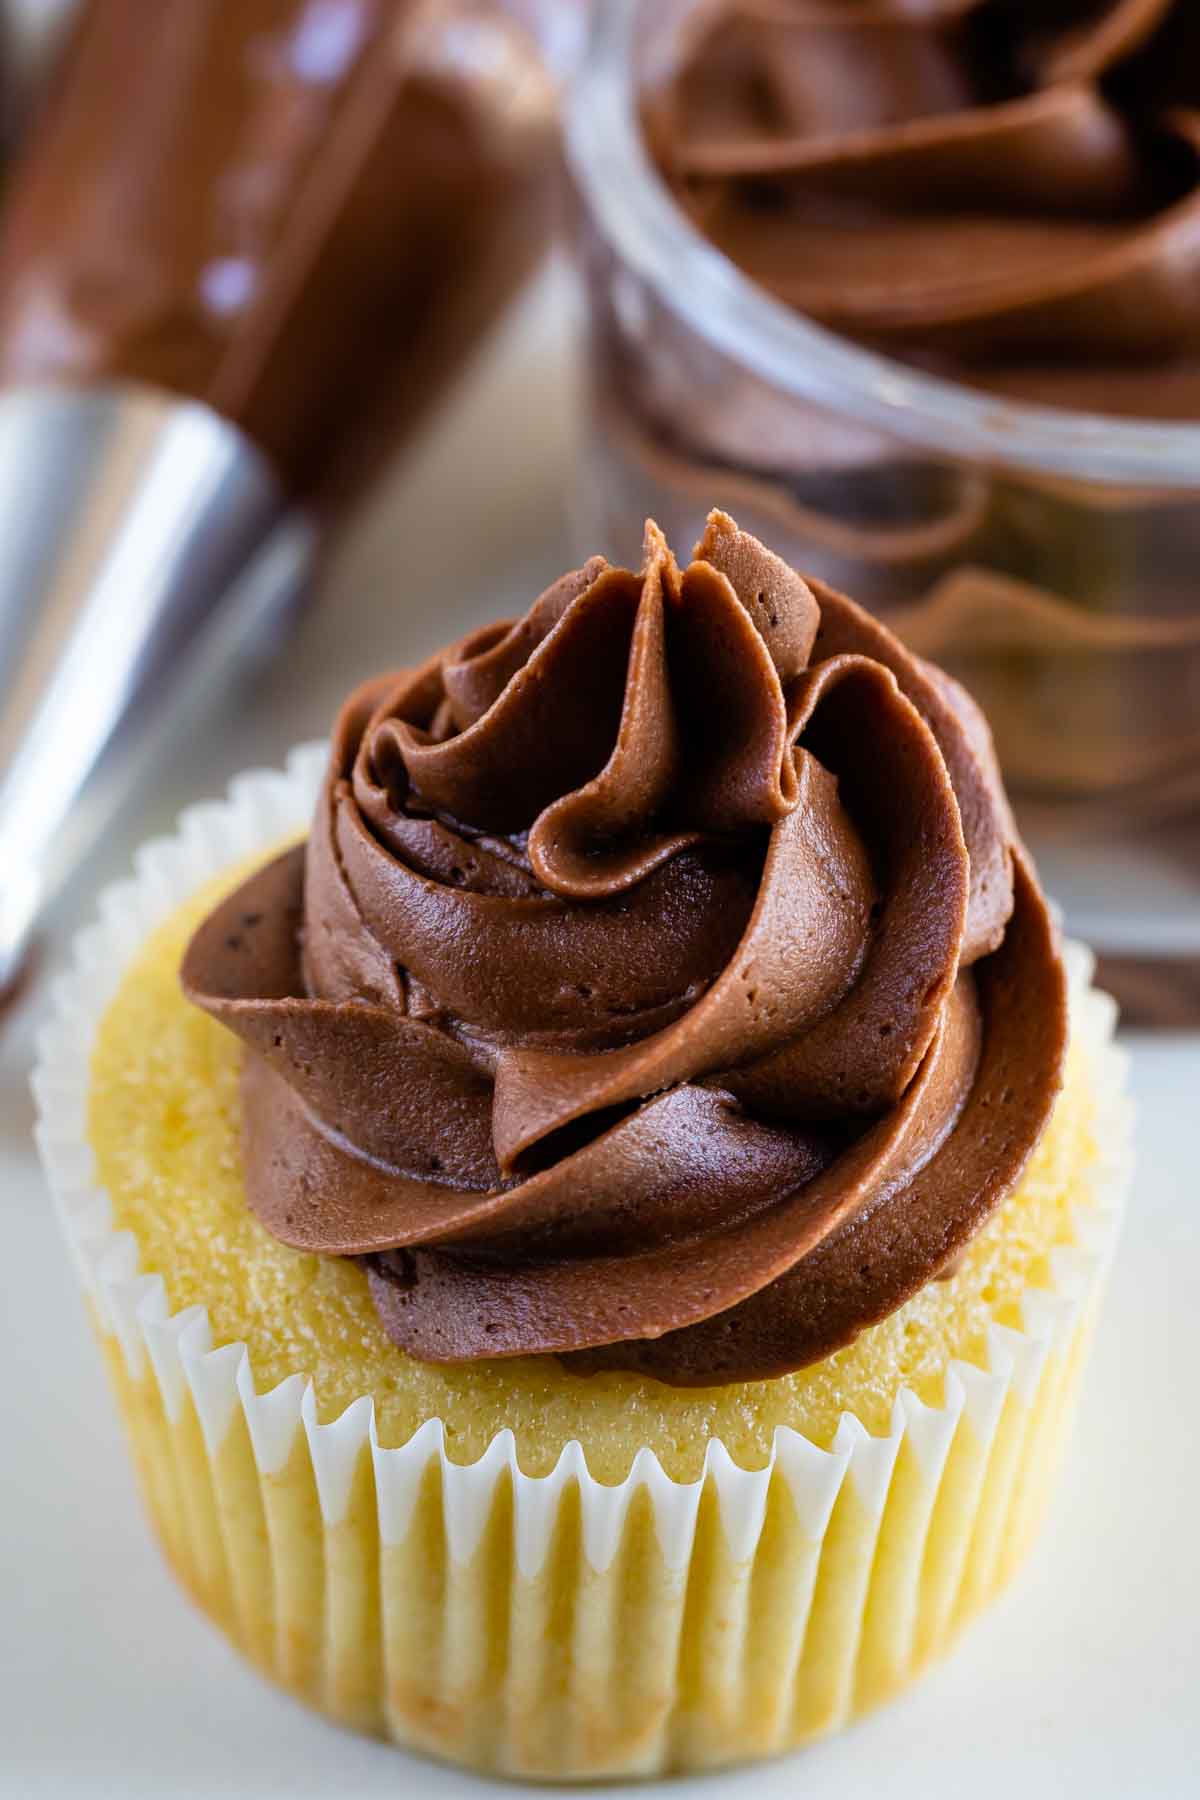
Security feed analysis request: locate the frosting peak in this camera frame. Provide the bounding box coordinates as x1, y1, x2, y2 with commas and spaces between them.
183, 515, 1066, 1385
368, 516, 823, 902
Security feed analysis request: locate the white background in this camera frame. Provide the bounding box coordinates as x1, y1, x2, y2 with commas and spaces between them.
1, 265, 1199, 1798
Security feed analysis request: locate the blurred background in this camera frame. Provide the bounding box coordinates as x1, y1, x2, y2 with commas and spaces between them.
0, 3, 1196, 1794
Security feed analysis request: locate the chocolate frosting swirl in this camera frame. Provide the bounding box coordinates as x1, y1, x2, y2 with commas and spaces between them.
651, 0, 1200, 417
183, 514, 1066, 1385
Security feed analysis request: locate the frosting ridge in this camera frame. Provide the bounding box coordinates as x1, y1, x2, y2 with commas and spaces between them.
183, 513, 1066, 1383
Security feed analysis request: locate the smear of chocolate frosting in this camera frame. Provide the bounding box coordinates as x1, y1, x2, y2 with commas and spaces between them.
651, 0, 1200, 417
183, 514, 1067, 1384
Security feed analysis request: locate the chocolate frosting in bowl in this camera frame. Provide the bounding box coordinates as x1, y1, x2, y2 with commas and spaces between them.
183, 514, 1066, 1385
651, 0, 1200, 417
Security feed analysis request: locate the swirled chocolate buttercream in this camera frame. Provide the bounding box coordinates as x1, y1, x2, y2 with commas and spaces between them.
183, 515, 1066, 1384
651, 0, 1200, 417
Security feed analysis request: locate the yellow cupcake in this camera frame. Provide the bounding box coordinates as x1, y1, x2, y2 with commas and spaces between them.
37, 519, 1131, 1781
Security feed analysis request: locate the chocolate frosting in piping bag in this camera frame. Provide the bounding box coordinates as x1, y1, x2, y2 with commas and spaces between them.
0, 0, 557, 510
183, 514, 1067, 1385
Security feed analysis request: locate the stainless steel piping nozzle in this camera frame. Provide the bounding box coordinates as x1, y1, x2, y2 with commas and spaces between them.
0, 384, 316, 993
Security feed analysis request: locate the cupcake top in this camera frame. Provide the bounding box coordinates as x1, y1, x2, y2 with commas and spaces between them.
184, 514, 1066, 1385
650, 0, 1200, 419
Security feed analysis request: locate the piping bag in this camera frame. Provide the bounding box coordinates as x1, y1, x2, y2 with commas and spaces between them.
0, 0, 557, 993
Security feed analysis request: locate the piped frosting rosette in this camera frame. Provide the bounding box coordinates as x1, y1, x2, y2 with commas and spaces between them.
184, 514, 1066, 1385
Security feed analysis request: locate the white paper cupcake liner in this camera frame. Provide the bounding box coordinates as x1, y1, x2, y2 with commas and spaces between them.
31, 749, 1131, 1780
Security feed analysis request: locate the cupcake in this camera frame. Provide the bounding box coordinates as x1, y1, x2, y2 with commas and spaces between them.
35, 513, 1129, 1780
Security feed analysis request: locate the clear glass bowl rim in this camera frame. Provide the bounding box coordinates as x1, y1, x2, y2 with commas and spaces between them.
565, 0, 1200, 491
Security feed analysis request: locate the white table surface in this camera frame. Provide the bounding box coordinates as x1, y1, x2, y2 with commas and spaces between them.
2, 266, 1198, 1799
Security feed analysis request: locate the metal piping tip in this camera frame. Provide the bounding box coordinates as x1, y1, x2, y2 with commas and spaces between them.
0, 383, 316, 995
0, 862, 39, 996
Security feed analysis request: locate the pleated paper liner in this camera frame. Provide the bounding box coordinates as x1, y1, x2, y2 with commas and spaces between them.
32, 748, 1131, 1781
